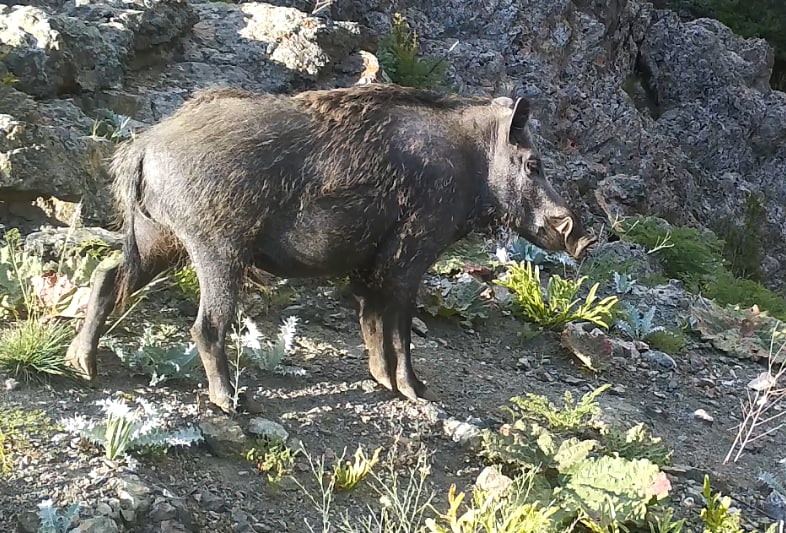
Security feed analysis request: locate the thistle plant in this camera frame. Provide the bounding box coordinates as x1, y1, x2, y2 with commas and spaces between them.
38, 499, 80, 533
616, 303, 666, 340
60, 395, 203, 461
230, 313, 299, 372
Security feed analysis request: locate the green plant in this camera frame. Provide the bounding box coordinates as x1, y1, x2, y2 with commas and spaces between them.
616, 304, 665, 340
171, 265, 200, 300
714, 193, 766, 281
613, 215, 724, 285
333, 445, 382, 491
0, 228, 41, 318
105, 326, 200, 386
644, 329, 687, 355
37, 499, 80, 533
648, 507, 686, 533
509, 385, 610, 433
244, 439, 298, 486
230, 313, 299, 372
60, 395, 203, 461
431, 234, 494, 276
425, 476, 558, 533
0, 318, 75, 383
377, 13, 451, 90
702, 269, 786, 321
420, 276, 493, 327
613, 272, 637, 294
699, 476, 743, 533
479, 386, 674, 532
91, 109, 135, 143
495, 262, 618, 329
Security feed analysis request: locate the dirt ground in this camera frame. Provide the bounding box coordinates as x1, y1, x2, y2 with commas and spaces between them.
0, 276, 784, 532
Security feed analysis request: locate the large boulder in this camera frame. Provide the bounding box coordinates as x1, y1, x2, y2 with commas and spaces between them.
0, 87, 113, 224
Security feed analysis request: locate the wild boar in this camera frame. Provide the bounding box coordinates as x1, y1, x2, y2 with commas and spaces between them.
66, 84, 595, 413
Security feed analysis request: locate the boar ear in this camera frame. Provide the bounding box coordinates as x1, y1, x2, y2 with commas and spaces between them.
507, 97, 530, 145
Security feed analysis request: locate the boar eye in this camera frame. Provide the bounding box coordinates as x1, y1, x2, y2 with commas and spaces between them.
526, 158, 541, 175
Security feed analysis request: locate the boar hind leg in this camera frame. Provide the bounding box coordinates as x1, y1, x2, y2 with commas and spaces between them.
66, 212, 176, 380
186, 246, 258, 414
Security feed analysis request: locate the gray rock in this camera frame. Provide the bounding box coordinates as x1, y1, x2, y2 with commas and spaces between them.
643, 350, 678, 370
0, 89, 114, 224
115, 476, 153, 516
199, 416, 247, 458
0, 5, 131, 98
247, 417, 289, 442
442, 417, 482, 448
69, 516, 120, 533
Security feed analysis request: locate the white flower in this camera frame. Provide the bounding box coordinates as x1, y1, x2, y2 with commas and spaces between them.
97, 398, 132, 420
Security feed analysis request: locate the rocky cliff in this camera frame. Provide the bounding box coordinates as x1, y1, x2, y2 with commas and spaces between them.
1, 0, 784, 284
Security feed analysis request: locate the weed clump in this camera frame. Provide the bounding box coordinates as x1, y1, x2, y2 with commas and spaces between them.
0, 318, 75, 383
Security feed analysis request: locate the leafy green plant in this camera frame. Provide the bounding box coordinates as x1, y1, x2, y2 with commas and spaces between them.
0, 228, 42, 318
426, 477, 558, 533
500, 385, 610, 434
644, 329, 688, 355
702, 269, 786, 321
0, 318, 75, 383
495, 262, 618, 329
600, 423, 673, 468
699, 476, 743, 533
60, 396, 203, 461
105, 325, 200, 386
420, 276, 493, 327
479, 386, 674, 532
431, 234, 494, 276
171, 265, 200, 300
648, 507, 686, 533
38, 499, 80, 533
377, 13, 451, 90
332, 445, 382, 491
244, 439, 298, 486
613, 215, 724, 285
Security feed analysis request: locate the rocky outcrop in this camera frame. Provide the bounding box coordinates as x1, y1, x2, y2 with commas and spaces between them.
0, 0, 785, 283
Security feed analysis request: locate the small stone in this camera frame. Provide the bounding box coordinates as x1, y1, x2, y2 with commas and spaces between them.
72, 517, 120, 533
443, 417, 482, 448
96, 502, 114, 516
199, 416, 247, 458
116, 477, 152, 514
644, 350, 677, 370
682, 496, 695, 508
16, 511, 39, 533
199, 491, 225, 512
247, 418, 289, 442
149, 501, 177, 522
411, 317, 428, 337
693, 409, 714, 424
4, 378, 19, 391
120, 509, 135, 523
610, 384, 627, 395
360, 379, 378, 393
475, 466, 512, 496
748, 371, 776, 392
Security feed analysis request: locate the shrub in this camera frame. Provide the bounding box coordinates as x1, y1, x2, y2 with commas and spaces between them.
645, 329, 688, 355
613, 215, 724, 285
701, 269, 786, 321
0, 318, 75, 383
377, 13, 451, 90
243, 439, 298, 486
713, 192, 766, 281
495, 262, 618, 329
420, 275, 493, 327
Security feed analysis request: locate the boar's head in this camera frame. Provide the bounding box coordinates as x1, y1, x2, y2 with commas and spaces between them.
486, 96, 595, 259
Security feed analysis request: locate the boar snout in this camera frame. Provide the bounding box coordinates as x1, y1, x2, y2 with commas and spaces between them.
548, 213, 596, 259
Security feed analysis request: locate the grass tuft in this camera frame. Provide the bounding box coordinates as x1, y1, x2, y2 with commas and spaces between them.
0, 318, 75, 383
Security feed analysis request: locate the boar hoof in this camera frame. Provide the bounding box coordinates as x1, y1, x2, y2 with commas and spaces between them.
397, 379, 439, 403
208, 390, 265, 415
65, 338, 97, 381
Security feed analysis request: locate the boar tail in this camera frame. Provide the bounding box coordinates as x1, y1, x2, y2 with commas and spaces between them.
109, 140, 146, 311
